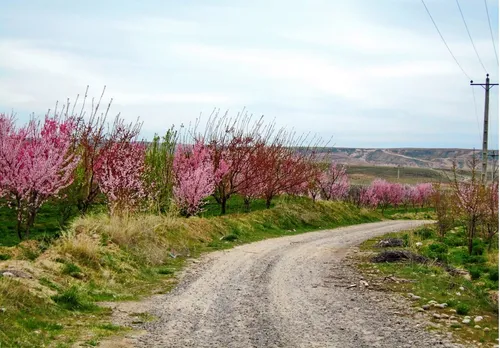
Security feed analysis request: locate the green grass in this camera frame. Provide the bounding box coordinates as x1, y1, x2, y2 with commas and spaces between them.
357, 225, 499, 346
0, 200, 63, 247
200, 194, 273, 217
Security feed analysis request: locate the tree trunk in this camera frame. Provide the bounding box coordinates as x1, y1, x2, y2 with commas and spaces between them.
243, 197, 251, 212
266, 197, 272, 209
221, 196, 227, 215
16, 197, 23, 240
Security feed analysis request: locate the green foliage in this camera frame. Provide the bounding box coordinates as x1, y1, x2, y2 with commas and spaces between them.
456, 303, 470, 315
61, 262, 82, 277
469, 267, 482, 280
488, 267, 499, 281
157, 267, 174, 275
422, 242, 448, 262
221, 234, 238, 242
415, 226, 435, 240
471, 238, 486, 256
51, 286, 97, 312
143, 128, 177, 213
443, 233, 464, 247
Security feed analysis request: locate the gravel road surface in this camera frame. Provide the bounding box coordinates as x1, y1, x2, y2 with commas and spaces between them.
132, 220, 464, 348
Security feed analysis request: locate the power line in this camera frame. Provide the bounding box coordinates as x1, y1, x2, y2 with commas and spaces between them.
483, 0, 499, 65
420, 0, 471, 80
455, 0, 488, 73
471, 86, 482, 143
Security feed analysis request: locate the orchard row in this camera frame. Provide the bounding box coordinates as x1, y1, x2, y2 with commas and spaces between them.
1, 109, 495, 249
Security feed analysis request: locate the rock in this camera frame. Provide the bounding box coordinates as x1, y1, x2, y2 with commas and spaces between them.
2, 272, 14, 277
377, 238, 404, 247
484, 327, 491, 332
360, 280, 369, 287
459, 286, 465, 291
464, 316, 471, 319
462, 318, 471, 324
474, 316, 483, 323
448, 309, 457, 313
434, 303, 447, 309
449, 316, 456, 320
417, 307, 425, 312
371, 250, 428, 264
433, 313, 442, 319
347, 284, 356, 289
474, 325, 481, 329
455, 292, 461, 296
0, 308, 5, 313
428, 300, 438, 305
441, 314, 449, 319
415, 242, 423, 247
422, 305, 431, 310
408, 293, 422, 300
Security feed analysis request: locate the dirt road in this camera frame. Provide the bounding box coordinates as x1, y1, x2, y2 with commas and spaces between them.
132, 220, 463, 348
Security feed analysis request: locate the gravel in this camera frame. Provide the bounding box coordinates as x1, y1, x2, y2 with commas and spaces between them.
123, 220, 466, 348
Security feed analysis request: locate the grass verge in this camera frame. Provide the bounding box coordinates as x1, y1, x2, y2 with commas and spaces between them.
356, 225, 498, 347
0, 197, 381, 347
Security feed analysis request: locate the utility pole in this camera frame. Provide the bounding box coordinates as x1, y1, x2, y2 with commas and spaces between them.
470, 74, 499, 183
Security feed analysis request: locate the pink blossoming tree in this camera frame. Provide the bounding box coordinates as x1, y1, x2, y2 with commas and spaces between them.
0, 114, 79, 239
94, 141, 146, 216
319, 162, 350, 201
173, 140, 227, 216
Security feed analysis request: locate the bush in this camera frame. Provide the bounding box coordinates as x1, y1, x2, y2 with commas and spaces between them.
469, 267, 482, 280
443, 233, 464, 247
471, 238, 486, 256
456, 303, 470, 315
423, 242, 448, 262
415, 227, 435, 240
488, 267, 499, 282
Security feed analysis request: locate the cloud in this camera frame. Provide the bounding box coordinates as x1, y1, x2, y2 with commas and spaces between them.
0, 0, 497, 148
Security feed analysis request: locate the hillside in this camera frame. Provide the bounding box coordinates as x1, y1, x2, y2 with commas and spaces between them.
318, 148, 499, 170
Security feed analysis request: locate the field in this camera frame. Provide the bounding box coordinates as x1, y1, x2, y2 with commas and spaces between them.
345, 165, 463, 185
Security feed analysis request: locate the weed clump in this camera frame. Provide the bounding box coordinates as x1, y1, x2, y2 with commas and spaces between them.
456, 303, 470, 315
51, 286, 97, 312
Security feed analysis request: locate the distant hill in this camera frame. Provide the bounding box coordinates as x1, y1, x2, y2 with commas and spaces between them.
316, 148, 499, 170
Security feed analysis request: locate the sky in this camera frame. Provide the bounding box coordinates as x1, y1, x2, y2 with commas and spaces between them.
0, 0, 498, 149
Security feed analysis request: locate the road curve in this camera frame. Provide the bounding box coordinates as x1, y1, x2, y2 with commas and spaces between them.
136, 220, 462, 348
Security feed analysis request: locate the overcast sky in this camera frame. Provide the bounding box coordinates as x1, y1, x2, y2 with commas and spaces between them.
0, 0, 498, 148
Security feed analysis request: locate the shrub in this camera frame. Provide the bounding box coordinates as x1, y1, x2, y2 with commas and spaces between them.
456, 303, 470, 315
471, 238, 486, 256
488, 267, 499, 282
469, 267, 482, 280
443, 233, 464, 247
423, 242, 448, 262
415, 227, 435, 240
